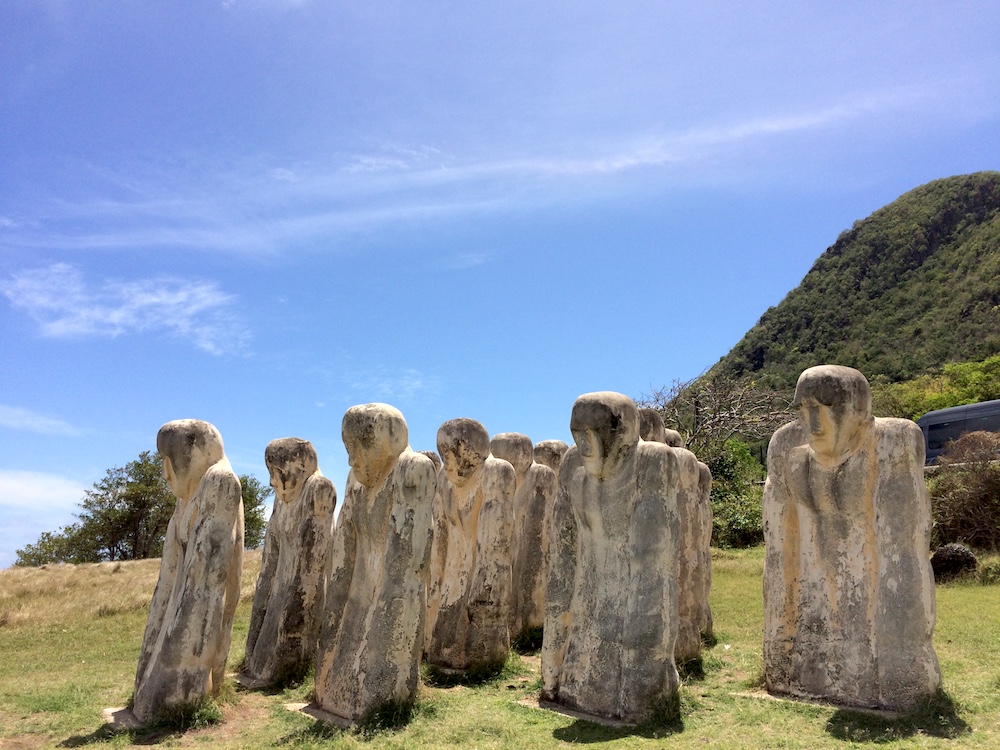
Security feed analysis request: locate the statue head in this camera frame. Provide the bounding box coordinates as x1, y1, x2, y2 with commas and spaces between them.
638, 408, 667, 443
156, 419, 225, 502
342, 403, 409, 489
792, 365, 873, 467
437, 418, 490, 488
418, 449, 442, 471
264, 438, 318, 503
663, 428, 683, 448
490, 432, 533, 479
533, 439, 569, 474
569, 392, 640, 479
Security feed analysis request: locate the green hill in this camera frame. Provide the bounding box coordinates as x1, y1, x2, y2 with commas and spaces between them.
715, 172, 1000, 388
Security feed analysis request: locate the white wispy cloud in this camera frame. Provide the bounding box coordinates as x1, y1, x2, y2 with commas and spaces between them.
0, 86, 956, 257
1, 263, 249, 355
446, 252, 493, 270
346, 367, 440, 402
0, 470, 85, 512
0, 405, 82, 436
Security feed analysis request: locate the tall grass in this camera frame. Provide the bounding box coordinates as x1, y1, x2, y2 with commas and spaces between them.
1, 547, 998, 748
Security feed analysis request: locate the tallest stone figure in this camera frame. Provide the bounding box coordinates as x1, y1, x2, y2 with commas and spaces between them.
763, 365, 940, 710
133, 419, 244, 723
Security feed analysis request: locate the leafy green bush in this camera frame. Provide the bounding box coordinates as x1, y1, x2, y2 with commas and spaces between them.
708, 440, 765, 548
929, 431, 1000, 549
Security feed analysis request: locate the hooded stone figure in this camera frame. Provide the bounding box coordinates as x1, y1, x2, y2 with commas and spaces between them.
132, 419, 244, 724
542, 392, 682, 724
243, 438, 336, 687
763, 365, 941, 710
638, 407, 712, 663
533, 439, 569, 476
314, 404, 435, 725
491, 432, 557, 645
425, 418, 516, 672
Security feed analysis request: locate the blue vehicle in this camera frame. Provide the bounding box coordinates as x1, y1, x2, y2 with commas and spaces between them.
916, 398, 1000, 464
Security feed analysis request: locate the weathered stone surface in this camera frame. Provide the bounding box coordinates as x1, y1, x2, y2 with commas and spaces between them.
419, 449, 442, 470
637, 414, 713, 662
533, 440, 569, 475
493, 432, 557, 642
542, 392, 680, 724
763, 365, 941, 711
133, 420, 244, 724
672, 460, 713, 663
315, 404, 435, 725
931, 543, 977, 582
426, 418, 515, 671
639, 407, 667, 444
243, 438, 336, 686
663, 429, 683, 448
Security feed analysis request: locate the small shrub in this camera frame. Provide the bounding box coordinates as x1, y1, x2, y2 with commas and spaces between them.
929, 431, 1000, 549
711, 484, 764, 549
977, 558, 1000, 585
511, 626, 544, 653
708, 440, 766, 549
930, 543, 978, 582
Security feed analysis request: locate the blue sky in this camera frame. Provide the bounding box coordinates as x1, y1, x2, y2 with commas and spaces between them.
2, 1, 999, 567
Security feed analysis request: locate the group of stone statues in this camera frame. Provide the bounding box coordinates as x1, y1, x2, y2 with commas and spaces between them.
127, 364, 941, 729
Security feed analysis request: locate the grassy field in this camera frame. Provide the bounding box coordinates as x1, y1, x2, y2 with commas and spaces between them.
1, 547, 999, 748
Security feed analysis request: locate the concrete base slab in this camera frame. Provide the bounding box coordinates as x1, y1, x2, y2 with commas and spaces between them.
734, 690, 903, 719
518, 697, 636, 728
101, 706, 144, 731
286, 701, 353, 729
235, 673, 270, 690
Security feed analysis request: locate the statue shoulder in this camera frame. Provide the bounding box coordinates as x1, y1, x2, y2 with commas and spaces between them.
768, 420, 806, 457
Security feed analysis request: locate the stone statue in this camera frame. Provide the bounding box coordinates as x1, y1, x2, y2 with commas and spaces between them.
639, 410, 712, 663
542, 392, 681, 723
243, 438, 336, 687
132, 420, 244, 724
492, 432, 557, 644
663, 429, 683, 448
639, 407, 668, 443
533, 439, 569, 476
763, 365, 941, 710
425, 418, 516, 672
314, 404, 436, 724
419, 449, 442, 471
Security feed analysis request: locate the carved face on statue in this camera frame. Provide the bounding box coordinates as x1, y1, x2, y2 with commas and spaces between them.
570, 392, 640, 479
157, 419, 225, 502
342, 403, 408, 489
265, 438, 319, 503
437, 418, 490, 488
793, 365, 873, 468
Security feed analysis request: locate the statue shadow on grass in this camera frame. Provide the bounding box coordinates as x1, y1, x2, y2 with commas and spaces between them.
59, 725, 178, 747
551, 714, 684, 745
824, 689, 970, 744
549, 693, 685, 745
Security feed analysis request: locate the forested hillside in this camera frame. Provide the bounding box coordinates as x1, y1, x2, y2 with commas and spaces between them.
715, 172, 1000, 388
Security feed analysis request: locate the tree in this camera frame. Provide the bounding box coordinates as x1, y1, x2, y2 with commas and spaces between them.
15, 452, 270, 566
639, 374, 792, 548
640, 374, 792, 462
241, 474, 272, 549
